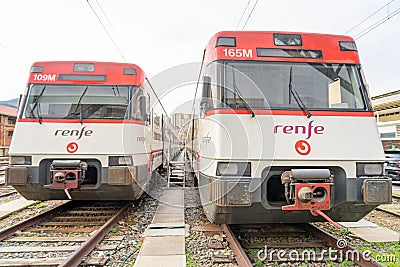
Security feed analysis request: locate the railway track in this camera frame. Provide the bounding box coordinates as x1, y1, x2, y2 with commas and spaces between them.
195, 223, 386, 267
0, 185, 17, 198
392, 194, 400, 202
0, 200, 131, 267
0, 157, 8, 177
373, 194, 400, 219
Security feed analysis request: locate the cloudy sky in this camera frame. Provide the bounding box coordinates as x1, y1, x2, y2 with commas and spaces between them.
1, 0, 399, 106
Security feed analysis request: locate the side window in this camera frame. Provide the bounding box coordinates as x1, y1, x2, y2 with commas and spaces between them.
200, 76, 212, 116
131, 87, 144, 120
146, 93, 151, 123
152, 112, 162, 140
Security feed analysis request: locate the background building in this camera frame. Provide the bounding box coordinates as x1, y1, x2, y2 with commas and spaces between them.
0, 105, 18, 156
172, 113, 192, 144
372, 90, 400, 150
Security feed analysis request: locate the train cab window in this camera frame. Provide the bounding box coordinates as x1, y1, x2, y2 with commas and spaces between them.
22, 85, 130, 120
222, 62, 369, 111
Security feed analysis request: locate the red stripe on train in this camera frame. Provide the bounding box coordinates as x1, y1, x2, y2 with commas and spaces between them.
204, 109, 374, 117
17, 118, 146, 125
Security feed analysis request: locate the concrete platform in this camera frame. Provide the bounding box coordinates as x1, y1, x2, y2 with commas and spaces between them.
339, 219, 400, 242
339, 219, 378, 228
351, 227, 400, 242
160, 190, 184, 207
0, 198, 37, 219
152, 213, 184, 224
145, 223, 189, 237
155, 203, 183, 214
393, 183, 400, 194
139, 236, 185, 256
134, 255, 185, 267
134, 188, 185, 267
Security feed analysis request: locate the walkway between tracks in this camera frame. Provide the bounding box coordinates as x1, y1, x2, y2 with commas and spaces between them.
0, 198, 38, 219
134, 188, 186, 267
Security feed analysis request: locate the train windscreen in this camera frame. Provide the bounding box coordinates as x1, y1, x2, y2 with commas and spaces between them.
223, 62, 368, 111
22, 85, 131, 120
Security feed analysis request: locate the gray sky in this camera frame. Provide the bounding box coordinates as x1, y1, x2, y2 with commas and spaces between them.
1, 0, 399, 103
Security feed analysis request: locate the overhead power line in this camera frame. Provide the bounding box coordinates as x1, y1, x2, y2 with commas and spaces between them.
0, 42, 30, 63
354, 6, 400, 39
241, 0, 259, 30
94, 0, 117, 32
86, 0, 126, 61
345, 0, 396, 34
236, 1, 251, 30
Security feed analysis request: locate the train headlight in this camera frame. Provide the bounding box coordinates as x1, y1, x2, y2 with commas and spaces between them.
109, 156, 133, 166
356, 163, 384, 177
216, 162, 251, 177
10, 156, 32, 165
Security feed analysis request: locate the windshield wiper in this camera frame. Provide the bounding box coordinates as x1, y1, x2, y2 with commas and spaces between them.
76, 86, 89, 124
288, 66, 312, 118
232, 67, 255, 117
30, 85, 46, 124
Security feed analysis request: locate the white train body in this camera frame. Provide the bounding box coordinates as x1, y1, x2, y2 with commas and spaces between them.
6, 61, 178, 200
189, 32, 392, 224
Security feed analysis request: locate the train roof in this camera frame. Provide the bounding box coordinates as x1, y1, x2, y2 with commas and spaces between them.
205, 31, 360, 64
28, 61, 146, 86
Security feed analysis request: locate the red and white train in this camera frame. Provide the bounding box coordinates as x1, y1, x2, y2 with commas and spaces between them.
6, 61, 179, 200
188, 31, 392, 224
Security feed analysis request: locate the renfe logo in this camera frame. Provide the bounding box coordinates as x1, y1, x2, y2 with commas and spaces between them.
295, 140, 311, 156
55, 127, 93, 140
274, 120, 324, 139
66, 142, 78, 153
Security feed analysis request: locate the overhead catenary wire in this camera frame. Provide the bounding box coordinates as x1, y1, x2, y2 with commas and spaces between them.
241, 0, 259, 30
145, 77, 169, 118
86, 0, 126, 61
236, 0, 251, 30
345, 0, 396, 34
94, 0, 117, 32
0, 42, 31, 63
190, 48, 207, 119
353, 6, 400, 39
93, 0, 126, 57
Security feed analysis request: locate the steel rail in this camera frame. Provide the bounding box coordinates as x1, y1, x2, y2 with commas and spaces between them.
0, 190, 17, 198
58, 201, 131, 267
0, 201, 73, 241
304, 223, 386, 267
221, 224, 253, 267
375, 207, 400, 218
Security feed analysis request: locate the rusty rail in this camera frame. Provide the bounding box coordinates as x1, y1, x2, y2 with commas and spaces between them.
304, 223, 386, 267
0, 201, 73, 241
221, 224, 253, 267
59, 202, 131, 267
375, 207, 400, 218
0, 157, 8, 177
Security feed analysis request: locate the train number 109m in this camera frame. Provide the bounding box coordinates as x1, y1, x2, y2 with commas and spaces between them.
32, 74, 56, 82
222, 48, 253, 58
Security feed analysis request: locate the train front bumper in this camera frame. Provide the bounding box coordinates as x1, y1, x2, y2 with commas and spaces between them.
198, 172, 392, 223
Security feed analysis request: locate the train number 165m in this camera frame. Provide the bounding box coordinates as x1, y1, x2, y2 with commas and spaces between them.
222, 48, 253, 58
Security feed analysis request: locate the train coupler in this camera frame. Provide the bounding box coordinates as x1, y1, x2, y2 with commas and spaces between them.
281, 169, 340, 228
43, 160, 88, 198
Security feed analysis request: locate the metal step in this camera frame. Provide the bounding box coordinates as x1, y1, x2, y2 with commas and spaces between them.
167, 154, 186, 188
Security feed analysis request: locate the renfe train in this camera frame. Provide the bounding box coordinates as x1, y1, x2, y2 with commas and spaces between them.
6, 61, 179, 200
189, 31, 392, 224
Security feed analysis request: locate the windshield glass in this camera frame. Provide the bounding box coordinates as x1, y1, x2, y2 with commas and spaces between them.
224, 61, 368, 110
22, 85, 131, 119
